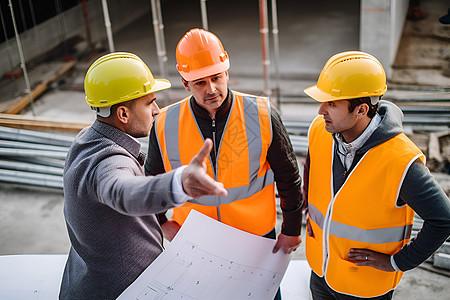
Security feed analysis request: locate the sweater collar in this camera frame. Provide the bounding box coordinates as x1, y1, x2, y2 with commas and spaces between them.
92, 120, 146, 165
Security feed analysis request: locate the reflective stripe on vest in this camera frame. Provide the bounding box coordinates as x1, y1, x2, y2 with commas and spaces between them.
155, 91, 276, 235
309, 202, 413, 244
306, 116, 425, 297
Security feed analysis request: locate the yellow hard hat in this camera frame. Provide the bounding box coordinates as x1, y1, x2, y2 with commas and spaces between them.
85, 52, 171, 108
176, 28, 230, 81
304, 51, 387, 102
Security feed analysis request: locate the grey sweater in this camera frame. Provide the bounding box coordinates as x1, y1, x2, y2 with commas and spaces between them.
60, 120, 182, 299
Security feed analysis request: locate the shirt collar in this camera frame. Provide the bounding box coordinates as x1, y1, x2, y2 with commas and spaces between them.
190, 88, 232, 120
335, 113, 381, 154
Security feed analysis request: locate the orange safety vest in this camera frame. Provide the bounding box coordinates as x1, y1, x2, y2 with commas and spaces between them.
306, 116, 425, 298
155, 91, 276, 236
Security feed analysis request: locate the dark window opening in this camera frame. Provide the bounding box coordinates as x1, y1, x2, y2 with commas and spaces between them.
0, 0, 79, 44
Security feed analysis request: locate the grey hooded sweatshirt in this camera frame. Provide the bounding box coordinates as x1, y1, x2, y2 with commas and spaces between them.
303, 100, 450, 272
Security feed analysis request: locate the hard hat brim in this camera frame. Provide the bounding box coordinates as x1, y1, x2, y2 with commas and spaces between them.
179, 60, 230, 81
304, 84, 386, 102
150, 78, 172, 94
304, 85, 339, 102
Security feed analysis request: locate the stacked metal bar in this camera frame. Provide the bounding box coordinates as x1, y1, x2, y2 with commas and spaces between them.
412, 215, 450, 271
0, 126, 73, 191
282, 104, 450, 156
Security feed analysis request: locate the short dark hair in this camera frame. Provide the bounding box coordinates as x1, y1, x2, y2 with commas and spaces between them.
109, 99, 136, 118
346, 97, 380, 118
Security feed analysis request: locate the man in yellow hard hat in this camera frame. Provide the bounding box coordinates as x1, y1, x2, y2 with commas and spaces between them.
144, 29, 303, 299
59, 52, 227, 299
302, 51, 450, 299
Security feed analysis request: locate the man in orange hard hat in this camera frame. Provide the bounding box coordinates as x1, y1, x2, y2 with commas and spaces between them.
60, 52, 227, 299
302, 51, 450, 299
144, 28, 303, 299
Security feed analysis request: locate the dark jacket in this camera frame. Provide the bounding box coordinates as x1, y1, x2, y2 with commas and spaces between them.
303, 101, 450, 271
145, 89, 303, 236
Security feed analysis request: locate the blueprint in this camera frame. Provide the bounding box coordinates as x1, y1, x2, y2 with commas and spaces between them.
117, 210, 291, 300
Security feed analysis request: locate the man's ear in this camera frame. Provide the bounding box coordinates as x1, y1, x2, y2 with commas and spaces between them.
181, 77, 190, 92
357, 103, 369, 117
116, 105, 129, 124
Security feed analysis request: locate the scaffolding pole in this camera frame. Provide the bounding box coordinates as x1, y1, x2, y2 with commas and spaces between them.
101, 0, 115, 52
150, 0, 168, 78
271, 0, 281, 110
27, 0, 42, 54
54, 0, 68, 54
81, 0, 93, 47
200, 0, 209, 30
8, 0, 35, 115
258, 0, 271, 98
0, 3, 19, 92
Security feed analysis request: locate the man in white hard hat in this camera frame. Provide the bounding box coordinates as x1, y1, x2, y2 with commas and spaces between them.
302, 51, 450, 299
59, 52, 227, 299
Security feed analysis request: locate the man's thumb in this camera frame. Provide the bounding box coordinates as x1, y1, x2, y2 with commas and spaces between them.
194, 138, 213, 163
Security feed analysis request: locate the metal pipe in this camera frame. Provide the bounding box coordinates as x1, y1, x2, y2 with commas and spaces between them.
0, 140, 69, 152
258, 0, 271, 97
200, 0, 209, 30
150, 0, 168, 79
27, 0, 42, 54
271, 0, 281, 110
0, 169, 63, 189
13, 156, 66, 169
0, 126, 74, 147
0, 168, 63, 181
0, 3, 20, 92
7, 0, 35, 115
54, 0, 68, 55
17, 0, 28, 32
0, 159, 63, 176
289, 135, 308, 155
101, 0, 115, 52
156, 0, 168, 78
81, 0, 93, 47
403, 116, 450, 125
0, 148, 67, 159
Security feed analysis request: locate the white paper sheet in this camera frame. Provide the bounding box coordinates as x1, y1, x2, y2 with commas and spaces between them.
0, 254, 67, 300
281, 260, 311, 300
118, 210, 292, 300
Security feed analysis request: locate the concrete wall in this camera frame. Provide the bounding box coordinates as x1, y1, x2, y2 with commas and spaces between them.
0, 0, 150, 76
360, 0, 409, 78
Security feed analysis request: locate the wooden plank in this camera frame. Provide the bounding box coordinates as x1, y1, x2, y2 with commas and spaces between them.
1, 60, 77, 114
0, 113, 90, 133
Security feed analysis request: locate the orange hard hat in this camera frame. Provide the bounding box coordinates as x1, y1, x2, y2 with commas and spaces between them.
176, 28, 230, 81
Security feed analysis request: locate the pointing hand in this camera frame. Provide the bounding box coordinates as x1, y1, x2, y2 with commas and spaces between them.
182, 139, 228, 199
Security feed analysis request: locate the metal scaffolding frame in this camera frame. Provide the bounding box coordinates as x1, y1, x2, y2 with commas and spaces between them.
7, 0, 35, 115
101, 0, 115, 52
2, 0, 282, 111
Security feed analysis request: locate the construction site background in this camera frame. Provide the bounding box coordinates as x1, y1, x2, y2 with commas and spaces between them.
0, 0, 449, 299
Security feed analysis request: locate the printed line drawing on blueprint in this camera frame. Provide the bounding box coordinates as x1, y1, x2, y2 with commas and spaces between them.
136, 241, 284, 299
118, 210, 291, 300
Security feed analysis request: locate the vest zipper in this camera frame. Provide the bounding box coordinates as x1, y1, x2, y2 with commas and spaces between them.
212, 118, 217, 163
212, 118, 221, 222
